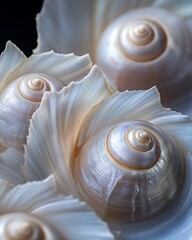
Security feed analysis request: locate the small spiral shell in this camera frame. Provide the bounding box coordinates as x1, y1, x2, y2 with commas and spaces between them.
0, 73, 63, 150
107, 123, 160, 169
75, 121, 185, 221
119, 19, 166, 62
0, 213, 60, 240
96, 7, 192, 107
17, 73, 63, 102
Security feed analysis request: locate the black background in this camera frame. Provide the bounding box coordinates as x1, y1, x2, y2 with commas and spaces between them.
0, 0, 43, 56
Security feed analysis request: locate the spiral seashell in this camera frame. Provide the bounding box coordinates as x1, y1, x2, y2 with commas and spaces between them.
0, 41, 92, 151
0, 73, 63, 150
35, 0, 192, 116
23, 67, 192, 238
75, 121, 184, 221
96, 7, 192, 109
118, 19, 166, 62
0, 214, 54, 240
0, 175, 113, 239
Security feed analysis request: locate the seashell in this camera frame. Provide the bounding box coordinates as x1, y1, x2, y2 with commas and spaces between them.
0, 175, 114, 239
0, 41, 92, 151
75, 120, 184, 221
96, 8, 192, 103
23, 67, 192, 238
35, 0, 192, 116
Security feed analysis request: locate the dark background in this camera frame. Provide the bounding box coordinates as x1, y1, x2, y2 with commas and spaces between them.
0, 1, 43, 56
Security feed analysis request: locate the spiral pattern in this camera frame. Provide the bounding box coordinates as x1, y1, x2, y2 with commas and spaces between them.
18, 75, 51, 102
0, 73, 63, 150
7, 219, 44, 240
107, 122, 160, 169
76, 120, 185, 221
0, 213, 60, 240
120, 19, 166, 62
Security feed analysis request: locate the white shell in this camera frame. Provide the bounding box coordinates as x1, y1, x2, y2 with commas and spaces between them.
96, 7, 192, 115
0, 41, 92, 151
75, 121, 184, 221
34, 0, 192, 117
23, 67, 192, 238
35, 0, 192, 59
0, 176, 114, 240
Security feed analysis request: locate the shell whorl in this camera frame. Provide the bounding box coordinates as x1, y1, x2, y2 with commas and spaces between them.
0, 213, 60, 240
17, 73, 62, 102
76, 121, 185, 221
107, 123, 160, 169
120, 19, 166, 62
6, 219, 44, 240
19, 76, 50, 102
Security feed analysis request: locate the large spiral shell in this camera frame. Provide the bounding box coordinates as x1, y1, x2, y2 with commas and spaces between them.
96, 8, 192, 107
75, 121, 185, 221
23, 67, 192, 238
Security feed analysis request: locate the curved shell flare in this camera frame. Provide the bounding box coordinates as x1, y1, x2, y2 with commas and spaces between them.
23, 66, 192, 238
